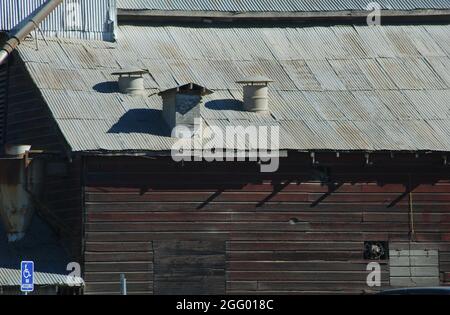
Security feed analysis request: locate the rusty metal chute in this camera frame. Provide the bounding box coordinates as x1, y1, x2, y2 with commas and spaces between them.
0, 149, 44, 242
0, 0, 63, 65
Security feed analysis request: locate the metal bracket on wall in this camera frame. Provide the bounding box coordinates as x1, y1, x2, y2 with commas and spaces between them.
365, 152, 373, 166
310, 152, 318, 165
408, 174, 416, 242
31, 20, 48, 51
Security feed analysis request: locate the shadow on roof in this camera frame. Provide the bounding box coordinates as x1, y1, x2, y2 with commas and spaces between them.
205, 99, 244, 111
108, 108, 170, 136
93, 81, 119, 94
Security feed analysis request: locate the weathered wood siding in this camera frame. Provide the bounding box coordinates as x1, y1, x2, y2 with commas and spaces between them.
6, 54, 66, 152
0, 33, 6, 145
83, 154, 450, 295
0, 59, 7, 145
41, 157, 83, 261
154, 240, 226, 295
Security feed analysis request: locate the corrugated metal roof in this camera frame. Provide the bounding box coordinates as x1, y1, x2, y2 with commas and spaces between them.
15, 23, 450, 153
0, 268, 83, 287
0, 0, 116, 41
117, 0, 450, 12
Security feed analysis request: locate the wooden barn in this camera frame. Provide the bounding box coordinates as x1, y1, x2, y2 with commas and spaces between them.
1, 0, 450, 294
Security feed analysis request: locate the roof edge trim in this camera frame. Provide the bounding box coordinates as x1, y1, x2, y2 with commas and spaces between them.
117, 8, 450, 21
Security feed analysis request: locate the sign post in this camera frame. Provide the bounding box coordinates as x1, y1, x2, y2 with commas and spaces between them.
20, 261, 34, 294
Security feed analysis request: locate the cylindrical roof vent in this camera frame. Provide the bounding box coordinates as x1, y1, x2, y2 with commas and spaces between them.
237, 76, 274, 113
112, 68, 148, 96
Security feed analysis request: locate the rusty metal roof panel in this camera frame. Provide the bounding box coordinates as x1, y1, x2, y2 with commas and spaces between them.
261, 28, 300, 61
402, 90, 448, 120
15, 23, 450, 153
396, 120, 448, 151
210, 61, 245, 91
402, 57, 448, 89
352, 120, 401, 151
280, 60, 322, 91
279, 120, 323, 150
324, 91, 370, 121
426, 57, 450, 87
382, 26, 423, 57
251, 60, 297, 91
330, 25, 375, 58
166, 59, 201, 87
313, 26, 349, 59
426, 119, 450, 149
329, 59, 374, 91
272, 91, 322, 121
400, 26, 447, 57
303, 119, 352, 150
328, 121, 372, 151
424, 25, 450, 55
353, 119, 448, 151
375, 90, 422, 120
377, 58, 425, 90
232, 28, 278, 61
117, 0, 450, 11
301, 91, 347, 121
426, 90, 450, 116
354, 26, 401, 58
85, 119, 126, 151
354, 58, 398, 90
293, 28, 331, 60
184, 60, 227, 90
57, 119, 99, 151
351, 91, 397, 120
142, 58, 177, 90
305, 60, 347, 91
166, 27, 207, 60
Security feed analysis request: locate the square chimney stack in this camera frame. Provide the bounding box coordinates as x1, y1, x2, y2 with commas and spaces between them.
159, 83, 213, 137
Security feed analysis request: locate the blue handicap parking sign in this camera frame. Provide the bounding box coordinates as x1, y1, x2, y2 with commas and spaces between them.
20, 261, 34, 292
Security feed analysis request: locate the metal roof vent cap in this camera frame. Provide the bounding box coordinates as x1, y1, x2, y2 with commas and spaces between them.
236, 76, 274, 113
158, 83, 213, 137
112, 68, 148, 96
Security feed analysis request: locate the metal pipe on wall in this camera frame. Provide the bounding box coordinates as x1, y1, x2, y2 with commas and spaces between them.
0, 0, 63, 65
120, 274, 127, 295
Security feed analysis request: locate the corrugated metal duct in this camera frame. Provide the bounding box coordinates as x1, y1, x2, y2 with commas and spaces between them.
0, 0, 63, 65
